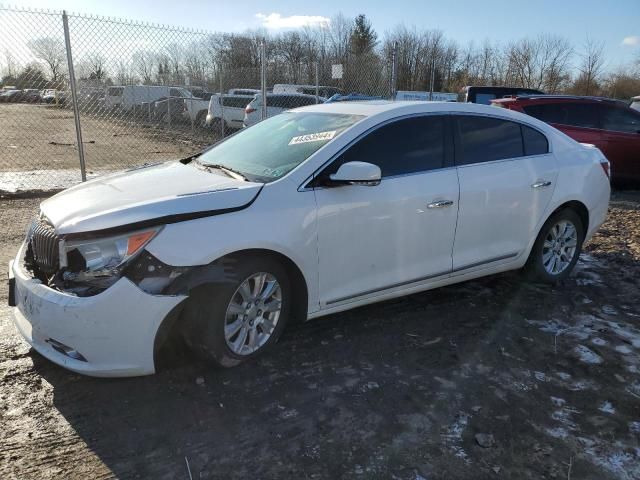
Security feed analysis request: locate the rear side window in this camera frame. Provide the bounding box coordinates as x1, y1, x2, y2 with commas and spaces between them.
222, 96, 252, 108
328, 116, 446, 178
522, 125, 549, 156
108, 87, 123, 96
600, 106, 640, 133
524, 103, 599, 129
455, 116, 523, 165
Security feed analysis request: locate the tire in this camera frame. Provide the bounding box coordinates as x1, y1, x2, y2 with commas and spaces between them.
524, 208, 585, 284
196, 111, 209, 129
183, 256, 291, 368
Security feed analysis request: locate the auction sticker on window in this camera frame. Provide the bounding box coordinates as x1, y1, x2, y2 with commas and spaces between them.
289, 130, 337, 145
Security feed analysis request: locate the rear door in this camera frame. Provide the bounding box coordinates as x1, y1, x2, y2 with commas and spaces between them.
599, 104, 640, 181
452, 115, 557, 271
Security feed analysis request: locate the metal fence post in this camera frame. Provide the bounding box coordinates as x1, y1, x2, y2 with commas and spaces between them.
62, 10, 87, 182
391, 41, 398, 101
315, 61, 320, 104
429, 55, 435, 101
260, 41, 267, 121
219, 70, 225, 138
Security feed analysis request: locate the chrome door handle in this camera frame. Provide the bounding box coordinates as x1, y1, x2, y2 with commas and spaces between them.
427, 200, 454, 209
531, 181, 552, 189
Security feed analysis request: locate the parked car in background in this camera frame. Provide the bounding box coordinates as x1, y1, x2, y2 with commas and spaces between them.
183, 92, 214, 126
152, 96, 188, 124
0, 89, 22, 102
9, 101, 610, 377
106, 85, 192, 111
206, 94, 255, 131
459, 86, 545, 104
243, 93, 321, 127
395, 91, 458, 102
325, 93, 384, 103
630, 96, 640, 112
41, 89, 66, 104
273, 84, 342, 98
228, 88, 261, 96
21, 89, 42, 103
492, 95, 640, 183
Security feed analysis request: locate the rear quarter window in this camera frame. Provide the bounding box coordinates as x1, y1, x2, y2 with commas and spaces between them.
522, 125, 549, 156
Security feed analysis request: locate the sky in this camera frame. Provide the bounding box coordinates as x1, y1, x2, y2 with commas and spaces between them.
5, 0, 640, 69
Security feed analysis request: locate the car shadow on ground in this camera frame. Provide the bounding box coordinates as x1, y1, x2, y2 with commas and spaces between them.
27, 262, 637, 480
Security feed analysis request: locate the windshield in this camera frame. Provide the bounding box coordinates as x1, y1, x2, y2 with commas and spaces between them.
198, 112, 363, 182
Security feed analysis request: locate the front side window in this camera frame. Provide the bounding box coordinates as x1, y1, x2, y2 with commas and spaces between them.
324, 116, 446, 178
601, 106, 640, 134
455, 116, 523, 165
198, 112, 362, 182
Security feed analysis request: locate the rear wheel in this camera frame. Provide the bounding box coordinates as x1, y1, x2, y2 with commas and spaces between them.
196, 111, 209, 129
524, 209, 585, 284
183, 256, 291, 367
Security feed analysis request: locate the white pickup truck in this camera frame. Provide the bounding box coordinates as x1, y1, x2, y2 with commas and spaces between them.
183, 93, 213, 127
205, 94, 255, 132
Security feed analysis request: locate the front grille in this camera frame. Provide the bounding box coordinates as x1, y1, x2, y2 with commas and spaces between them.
28, 219, 60, 275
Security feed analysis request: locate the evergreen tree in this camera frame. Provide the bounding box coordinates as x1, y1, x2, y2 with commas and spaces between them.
350, 14, 378, 55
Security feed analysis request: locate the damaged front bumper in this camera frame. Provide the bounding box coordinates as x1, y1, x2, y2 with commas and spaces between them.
10, 244, 187, 377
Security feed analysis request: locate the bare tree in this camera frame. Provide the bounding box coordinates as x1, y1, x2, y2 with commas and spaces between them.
27, 37, 66, 83
132, 51, 156, 84
575, 37, 605, 95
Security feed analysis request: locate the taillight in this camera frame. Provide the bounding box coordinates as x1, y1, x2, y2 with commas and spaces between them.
245, 105, 256, 114
600, 160, 610, 179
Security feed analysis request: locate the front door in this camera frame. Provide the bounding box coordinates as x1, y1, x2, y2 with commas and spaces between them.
314, 115, 459, 307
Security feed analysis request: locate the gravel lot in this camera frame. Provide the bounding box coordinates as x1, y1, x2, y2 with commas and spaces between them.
0, 192, 639, 479
0, 103, 212, 192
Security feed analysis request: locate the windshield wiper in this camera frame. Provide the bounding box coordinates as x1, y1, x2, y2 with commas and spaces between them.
202, 163, 249, 181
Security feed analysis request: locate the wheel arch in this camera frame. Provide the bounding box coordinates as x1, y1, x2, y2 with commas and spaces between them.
153, 248, 309, 367
549, 200, 589, 233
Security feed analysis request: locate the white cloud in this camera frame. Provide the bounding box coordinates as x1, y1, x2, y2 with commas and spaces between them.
621, 36, 640, 47
255, 13, 330, 30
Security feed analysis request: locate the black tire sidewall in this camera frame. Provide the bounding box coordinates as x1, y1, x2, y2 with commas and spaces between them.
184, 257, 291, 367
527, 209, 585, 283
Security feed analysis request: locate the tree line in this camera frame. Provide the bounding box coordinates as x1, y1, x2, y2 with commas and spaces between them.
2, 13, 639, 99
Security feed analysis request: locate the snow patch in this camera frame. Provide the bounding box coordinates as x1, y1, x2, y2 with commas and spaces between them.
574, 345, 603, 364
599, 401, 615, 414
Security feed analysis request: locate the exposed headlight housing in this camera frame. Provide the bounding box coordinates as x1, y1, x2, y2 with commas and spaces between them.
57, 227, 162, 294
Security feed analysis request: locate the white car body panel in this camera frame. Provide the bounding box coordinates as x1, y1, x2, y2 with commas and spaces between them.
453, 153, 558, 270
315, 169, 459, 306
10, 101, 610, 377
40, 161, 261, 234
12, 244, 186, 376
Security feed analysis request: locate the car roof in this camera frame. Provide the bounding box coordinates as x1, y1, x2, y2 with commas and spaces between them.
292, 100, 540, 119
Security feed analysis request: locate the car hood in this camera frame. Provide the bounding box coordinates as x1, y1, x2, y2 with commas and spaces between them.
41, 160, 263, 235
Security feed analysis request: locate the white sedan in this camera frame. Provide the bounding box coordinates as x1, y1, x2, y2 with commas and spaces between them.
9, 101, 610, 377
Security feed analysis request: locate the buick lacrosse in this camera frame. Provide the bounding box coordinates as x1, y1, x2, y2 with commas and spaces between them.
9, 101, 610, 377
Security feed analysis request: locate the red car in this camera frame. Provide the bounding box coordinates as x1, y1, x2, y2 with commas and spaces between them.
491, 95, 640, 183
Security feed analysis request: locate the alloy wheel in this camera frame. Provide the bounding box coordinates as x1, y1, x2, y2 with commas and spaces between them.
224, 272, 282, 356
542, 220, 578, 275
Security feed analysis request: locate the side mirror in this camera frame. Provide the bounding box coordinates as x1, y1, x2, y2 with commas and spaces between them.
329, 161, 381, 186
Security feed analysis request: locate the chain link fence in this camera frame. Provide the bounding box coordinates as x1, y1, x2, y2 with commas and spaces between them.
0, 6, 398, 195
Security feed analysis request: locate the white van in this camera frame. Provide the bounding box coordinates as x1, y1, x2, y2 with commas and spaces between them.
273, 84, 342, 98
105, 85, 192, 110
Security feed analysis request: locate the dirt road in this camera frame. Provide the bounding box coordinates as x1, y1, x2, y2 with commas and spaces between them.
0, 193, 639, 479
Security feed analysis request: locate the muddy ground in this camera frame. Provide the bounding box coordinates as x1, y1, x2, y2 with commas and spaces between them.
0, 103, 212, 191
0, 192, 639, 479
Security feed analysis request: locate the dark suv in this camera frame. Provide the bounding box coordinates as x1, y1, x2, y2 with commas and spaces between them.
492, 95, 640, 183
458, 86, 544, 104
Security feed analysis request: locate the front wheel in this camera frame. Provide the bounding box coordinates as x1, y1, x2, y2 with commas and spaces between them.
524, 209, 585, 284
183, 257, 291, 367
